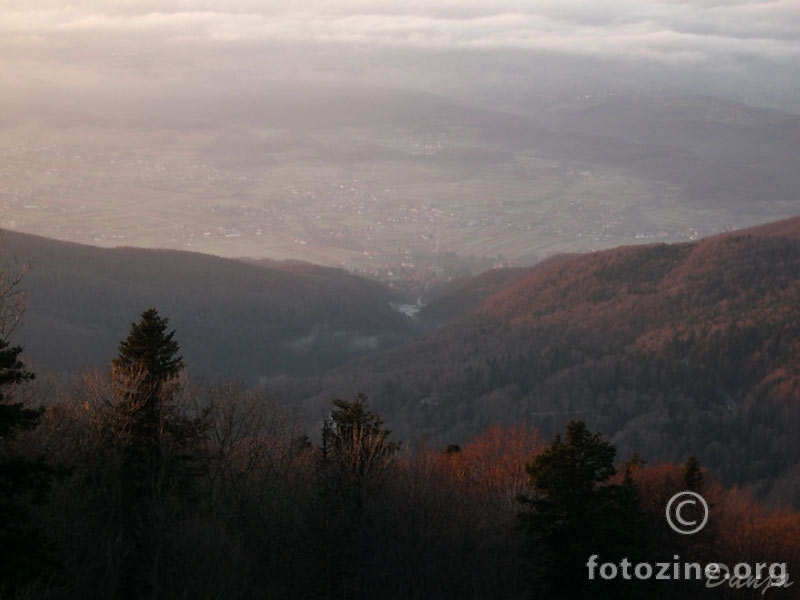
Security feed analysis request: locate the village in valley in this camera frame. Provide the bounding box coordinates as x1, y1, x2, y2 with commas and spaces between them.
0, 116, 743, 299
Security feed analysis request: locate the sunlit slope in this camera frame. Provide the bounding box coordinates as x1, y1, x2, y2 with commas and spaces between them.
301, 216, 800, 498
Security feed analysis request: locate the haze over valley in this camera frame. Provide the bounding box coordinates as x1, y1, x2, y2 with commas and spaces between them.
3, 1, 800, 297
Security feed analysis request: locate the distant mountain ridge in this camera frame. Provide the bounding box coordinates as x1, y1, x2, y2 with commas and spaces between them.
1, 230, 415, 380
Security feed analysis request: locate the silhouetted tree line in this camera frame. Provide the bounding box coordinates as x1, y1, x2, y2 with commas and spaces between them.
1, 308, 798, 598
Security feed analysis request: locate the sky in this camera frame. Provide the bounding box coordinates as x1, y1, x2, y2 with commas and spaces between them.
1, 1, 799, 110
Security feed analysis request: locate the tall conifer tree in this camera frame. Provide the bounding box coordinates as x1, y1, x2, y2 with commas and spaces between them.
519, 421, 651, 599
0, 339, 57, 590
110, 309, 194, 598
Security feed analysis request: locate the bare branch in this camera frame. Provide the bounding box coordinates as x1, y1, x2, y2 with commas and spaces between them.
0, 237, 30, 337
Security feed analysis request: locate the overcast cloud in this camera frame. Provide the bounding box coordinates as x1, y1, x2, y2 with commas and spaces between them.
1, 1, 798, 111
3, 1, 798, 61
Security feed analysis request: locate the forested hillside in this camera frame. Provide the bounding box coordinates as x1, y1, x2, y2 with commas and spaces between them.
297, 216, 800, 504
417, 265, 529, 328
2, 230, 415, 380
2, 220, 800, 597
5, 217, 800, 505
